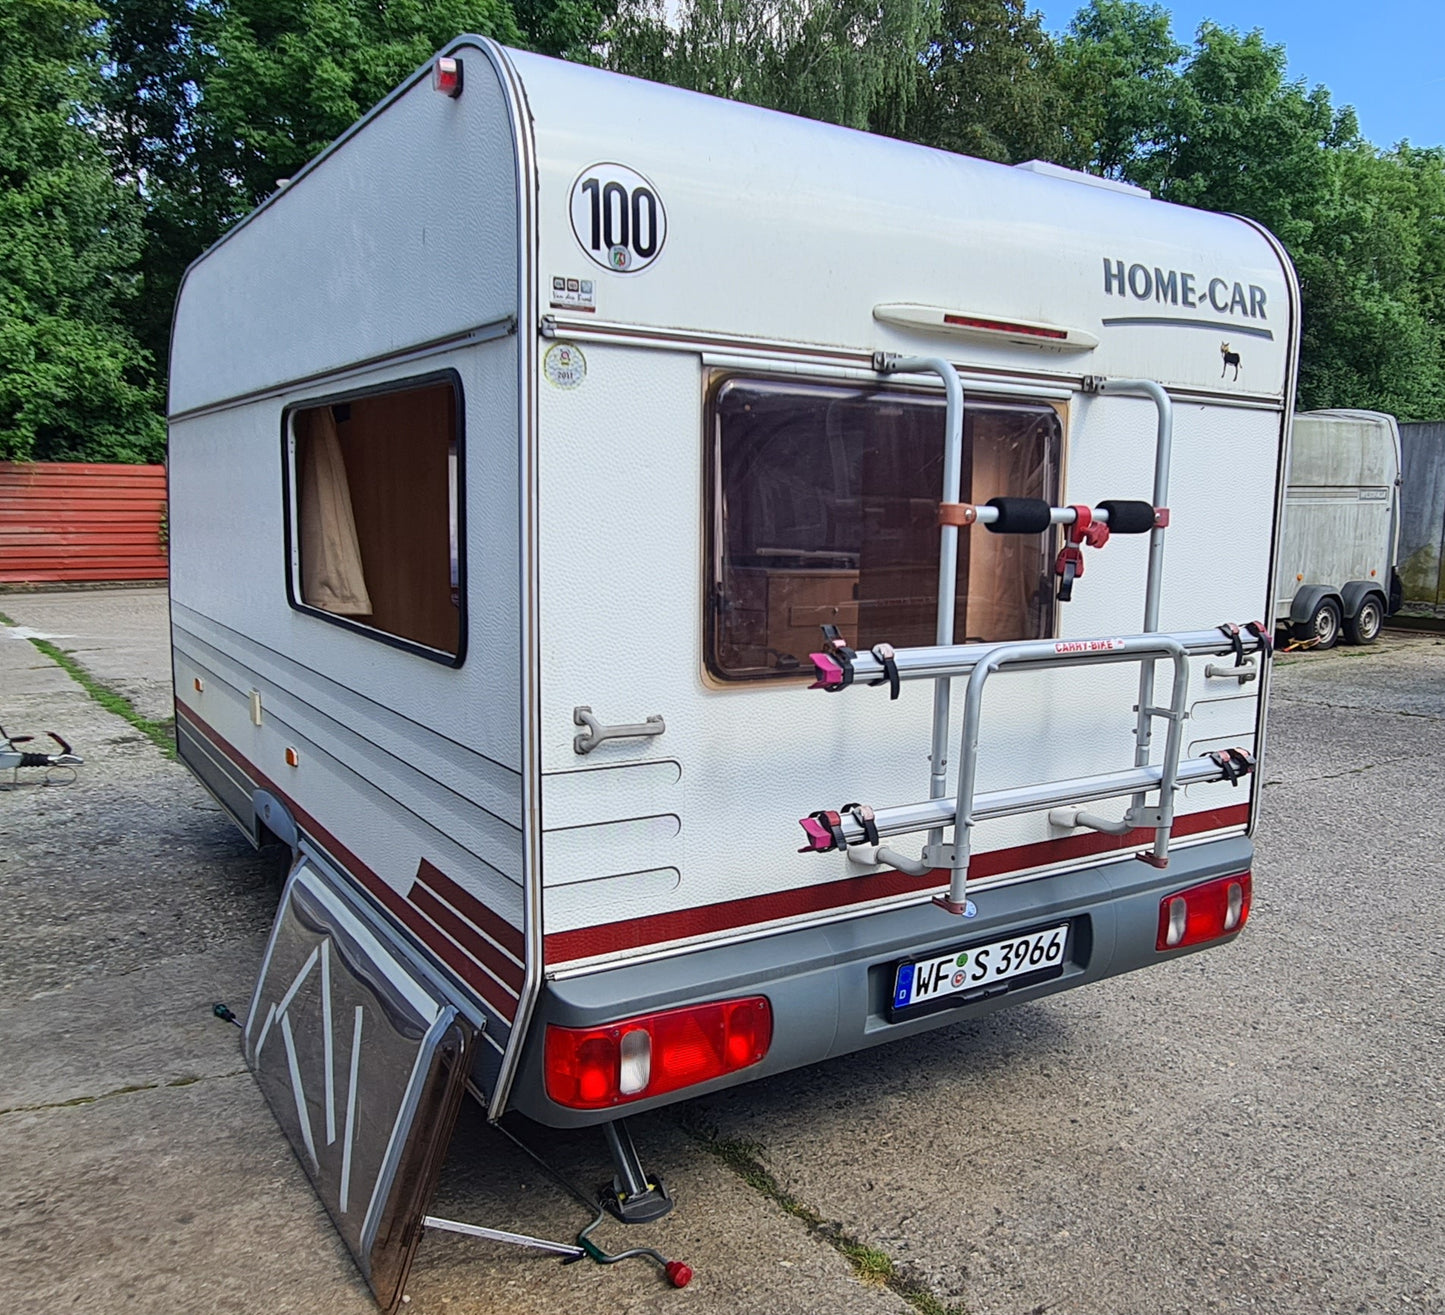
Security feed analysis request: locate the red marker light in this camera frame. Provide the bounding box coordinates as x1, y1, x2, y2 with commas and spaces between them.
433, 57, 463, 98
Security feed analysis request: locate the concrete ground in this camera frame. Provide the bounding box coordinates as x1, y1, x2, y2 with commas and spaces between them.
1, 588, 1442, 1315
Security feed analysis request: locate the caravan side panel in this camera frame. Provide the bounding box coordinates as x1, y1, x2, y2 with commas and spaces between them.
169, 49, 530, 1092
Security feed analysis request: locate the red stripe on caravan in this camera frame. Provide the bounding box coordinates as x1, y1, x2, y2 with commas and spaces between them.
415, 857, 526, 960
176, 704, 520, 1019
409, 884, 526, 993
543, 804, 1252, 963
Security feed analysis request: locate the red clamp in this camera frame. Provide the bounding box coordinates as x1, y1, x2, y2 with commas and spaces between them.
1068, 505, 1110, 549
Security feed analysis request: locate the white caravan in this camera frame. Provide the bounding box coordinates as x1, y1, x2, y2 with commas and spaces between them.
1274, 409, 1401, 647
168, 37, 1296, 1306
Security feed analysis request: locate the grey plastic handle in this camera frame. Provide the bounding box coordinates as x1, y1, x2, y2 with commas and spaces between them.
572, 706, 666, 755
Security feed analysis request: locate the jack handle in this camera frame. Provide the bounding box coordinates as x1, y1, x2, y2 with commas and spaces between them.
569, 1208, 693, 1288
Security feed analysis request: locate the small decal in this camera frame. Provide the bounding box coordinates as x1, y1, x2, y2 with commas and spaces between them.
955, 951, 969, 967
1220, 341, 1241, 380
543, 342, 586, 389
963, 899, 977, 918
1054, 637, 1126, 654
550, 274, 595, 312
570, 162, 667, 274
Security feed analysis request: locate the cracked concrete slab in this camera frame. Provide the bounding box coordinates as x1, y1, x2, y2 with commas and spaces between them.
0, 586, 174, 722
5, 593, 1442, 1315
685, 631, 1445, 1315
0, 594, 917, 1315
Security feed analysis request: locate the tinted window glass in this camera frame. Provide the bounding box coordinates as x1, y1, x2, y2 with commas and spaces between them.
710, 379, 1061, 680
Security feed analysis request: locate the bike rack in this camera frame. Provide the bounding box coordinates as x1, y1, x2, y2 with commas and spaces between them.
796, 362, 1266, 914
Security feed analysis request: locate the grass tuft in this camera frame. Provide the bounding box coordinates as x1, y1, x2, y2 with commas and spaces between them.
15, 631, 175, 758
683, 1120, 968, 1315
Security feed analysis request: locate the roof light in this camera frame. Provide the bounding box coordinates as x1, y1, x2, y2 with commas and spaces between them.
544, 996, 773, 1109
873, 303, 1098, 351
433, 56, 463, 98
1156, 872, 1252, 951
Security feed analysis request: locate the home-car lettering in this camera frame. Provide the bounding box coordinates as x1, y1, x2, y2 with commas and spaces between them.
1103, 258, 1267, 320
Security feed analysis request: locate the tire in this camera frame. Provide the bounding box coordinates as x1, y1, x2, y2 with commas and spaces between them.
1309, 596, 1342, 650
1345, 594, 1384, 645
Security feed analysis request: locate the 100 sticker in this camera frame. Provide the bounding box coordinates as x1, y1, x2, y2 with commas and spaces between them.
569, 163, 667, 273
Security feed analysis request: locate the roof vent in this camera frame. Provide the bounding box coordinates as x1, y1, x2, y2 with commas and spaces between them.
1013, 160, 1150, 199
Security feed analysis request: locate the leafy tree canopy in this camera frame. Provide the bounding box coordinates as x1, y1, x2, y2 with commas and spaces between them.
0, 0, 163, 461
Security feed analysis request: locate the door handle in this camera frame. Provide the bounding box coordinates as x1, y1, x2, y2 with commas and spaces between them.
573, 706, 666, 755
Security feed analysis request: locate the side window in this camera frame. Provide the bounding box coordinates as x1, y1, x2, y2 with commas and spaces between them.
708, 378, 1061, 681
287, 375, 462, 661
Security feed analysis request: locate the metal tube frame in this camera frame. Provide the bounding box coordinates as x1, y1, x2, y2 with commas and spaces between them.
941, 635, 1189, 910
825, 369, 1190, 913
819, 627, 1265, 687
822, 751, 1234, 848
1085, 378, 1174, 808
876, 354, 965, 849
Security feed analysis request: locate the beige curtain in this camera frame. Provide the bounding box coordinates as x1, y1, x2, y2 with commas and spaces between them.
299, 407, 373, 615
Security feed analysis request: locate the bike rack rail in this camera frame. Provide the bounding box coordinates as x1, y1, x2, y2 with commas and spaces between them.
796, 361, 1266, 914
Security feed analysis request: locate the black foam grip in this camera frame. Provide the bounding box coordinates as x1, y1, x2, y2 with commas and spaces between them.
984, 497, 1053, 535
1098, 499, 1156, 534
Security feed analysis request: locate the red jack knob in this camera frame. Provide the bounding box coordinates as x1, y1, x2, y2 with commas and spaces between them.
664, 1261, 693, 1288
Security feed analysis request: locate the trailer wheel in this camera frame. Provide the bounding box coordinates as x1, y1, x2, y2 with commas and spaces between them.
1345, 595, 1384, 645
1308, 597, 1342, 650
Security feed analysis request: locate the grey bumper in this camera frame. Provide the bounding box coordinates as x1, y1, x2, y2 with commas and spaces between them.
506, 835, 1253, 1127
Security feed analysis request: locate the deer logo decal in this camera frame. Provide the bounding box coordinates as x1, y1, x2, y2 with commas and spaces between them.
1220, 342, 1241, 380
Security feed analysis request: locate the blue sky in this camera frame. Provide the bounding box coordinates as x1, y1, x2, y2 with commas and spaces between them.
1029, 0, 1445, 148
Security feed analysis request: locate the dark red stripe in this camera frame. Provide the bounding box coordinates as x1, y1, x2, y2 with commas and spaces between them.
543, 804, 1252, 963
410, 884, 525, 992
177, 704, 519, 1019
416, 857, 525, 960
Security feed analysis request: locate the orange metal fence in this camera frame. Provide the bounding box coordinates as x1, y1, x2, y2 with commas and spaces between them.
0, 462, 168, 584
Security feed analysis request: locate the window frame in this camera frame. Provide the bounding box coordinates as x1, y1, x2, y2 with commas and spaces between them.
702, 370, 1064, 684
280, 367, 468, 668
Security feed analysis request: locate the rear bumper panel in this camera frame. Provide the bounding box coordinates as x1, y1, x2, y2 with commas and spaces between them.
505, 834, 1253, 1126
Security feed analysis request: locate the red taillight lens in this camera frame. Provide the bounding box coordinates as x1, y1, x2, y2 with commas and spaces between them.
1156, 872, 1252, 951
544, 997, 773, 1109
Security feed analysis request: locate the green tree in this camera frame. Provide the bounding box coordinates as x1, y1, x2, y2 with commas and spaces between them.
607, 0, 936, 133
896, 0, 1065, 165
198, 0, 522, 216
0, 0, 164, 462
1053, 0, 1182, 175
99, 0, 227, 382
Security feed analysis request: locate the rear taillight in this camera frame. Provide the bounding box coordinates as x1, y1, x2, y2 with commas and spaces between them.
1157, 872, 1252, 950
545, 997, 773, 1110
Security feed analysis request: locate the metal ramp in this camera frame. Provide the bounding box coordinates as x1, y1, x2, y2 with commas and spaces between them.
796, 357, 1266, 912
244, 860, 477, 1313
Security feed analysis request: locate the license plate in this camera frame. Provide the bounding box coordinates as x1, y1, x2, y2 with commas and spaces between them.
892, 923, 1069, 1016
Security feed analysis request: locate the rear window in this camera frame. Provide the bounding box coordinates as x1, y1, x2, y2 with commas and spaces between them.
708, 378, 1062, 681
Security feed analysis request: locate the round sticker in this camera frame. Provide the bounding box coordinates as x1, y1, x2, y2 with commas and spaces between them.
570, 163, 667, 274
543, 342, 586, 389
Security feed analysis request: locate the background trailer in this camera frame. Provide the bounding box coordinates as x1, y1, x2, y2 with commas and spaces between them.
168, 37, 1297, 1306
1274, 409, 1401, 647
